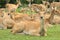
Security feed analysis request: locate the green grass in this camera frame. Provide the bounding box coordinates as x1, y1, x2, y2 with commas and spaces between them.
0, 25, 60, 40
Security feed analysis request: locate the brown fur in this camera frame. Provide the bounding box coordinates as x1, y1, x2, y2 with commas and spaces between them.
0, 17, 4, 29
52, 15, 60, 24
5, 0, 20, 12
2, 11, 15, 29
9, 12, 32, 22
11, 20, 47, 36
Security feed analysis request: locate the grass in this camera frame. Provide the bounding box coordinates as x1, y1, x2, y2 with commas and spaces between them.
0, 25, 60, 40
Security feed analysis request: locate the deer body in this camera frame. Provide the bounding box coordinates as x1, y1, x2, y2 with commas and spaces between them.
11, 19, 47, 36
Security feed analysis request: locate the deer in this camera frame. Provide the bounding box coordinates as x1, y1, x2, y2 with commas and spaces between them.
30, 4, 47, 12
1, 11, 16, 29
11, 7, 50, 36
5, 0, 21, 13
0, 10, 31, 29
45, 5, 60, 25
51, 9, 60, 24
11, 16, 47, 36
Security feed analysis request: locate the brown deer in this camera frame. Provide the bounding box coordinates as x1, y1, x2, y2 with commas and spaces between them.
46, 6, 60, 24
11, 8, 49, 36
0, 10, 31, 29
8, 11, 32, 23
51, 9, 60, 24
2, 11, 15, 29
5, 0, 21, 12
11, 17, 47, 36
30, 4, 47, 12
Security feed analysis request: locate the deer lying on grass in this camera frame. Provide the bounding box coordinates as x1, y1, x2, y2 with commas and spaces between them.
5, 0, 20, 12
11, 8, 50, 36
46, 6, 60, 24
51, 9, 60, 24
1, 11, 15, 29
11, 16, 47, 36
0, 10, 31, 29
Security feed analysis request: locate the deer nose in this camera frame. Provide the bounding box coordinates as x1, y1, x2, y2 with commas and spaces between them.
40, 16, 43, 19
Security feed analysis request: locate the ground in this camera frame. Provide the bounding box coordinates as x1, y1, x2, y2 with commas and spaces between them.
0, 24, 60, 40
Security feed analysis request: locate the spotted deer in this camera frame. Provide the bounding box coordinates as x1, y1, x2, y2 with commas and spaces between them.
51, 9, 60, 24
6, 0, 21, 12
1, 11, 15, 29
46, 5, 60, 24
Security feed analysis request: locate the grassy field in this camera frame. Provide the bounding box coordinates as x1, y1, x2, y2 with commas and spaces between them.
0, 24, 60, 40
